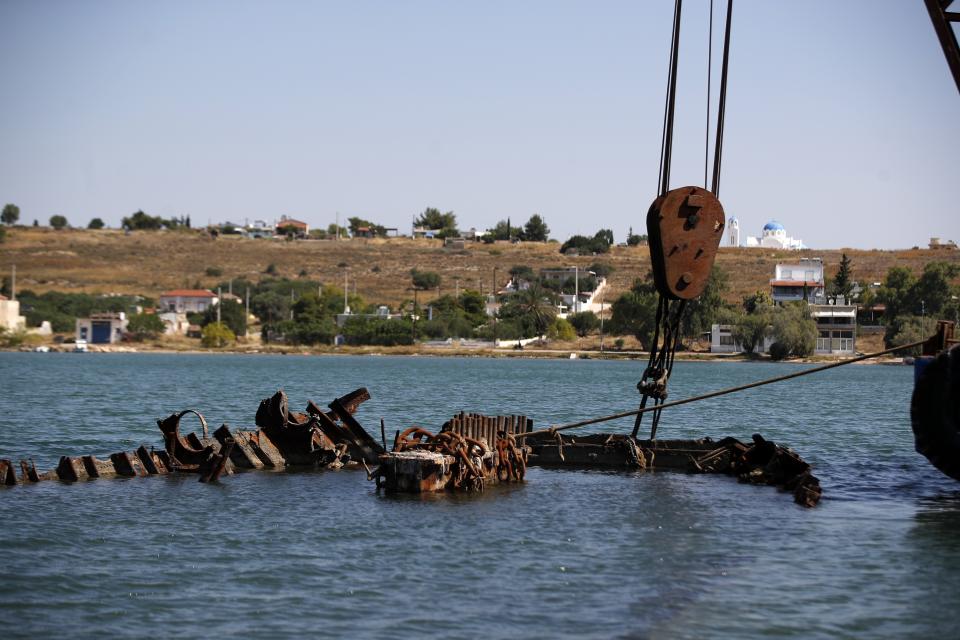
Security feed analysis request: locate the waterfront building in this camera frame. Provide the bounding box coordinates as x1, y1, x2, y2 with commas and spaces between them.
770, 258, 825, 304
75, 312, 128, 344
159, 289, 218, 314
0, 294, 26, 332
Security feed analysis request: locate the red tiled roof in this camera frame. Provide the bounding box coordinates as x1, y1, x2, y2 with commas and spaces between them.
160, 289, 216, 298
277, 219, 308, 228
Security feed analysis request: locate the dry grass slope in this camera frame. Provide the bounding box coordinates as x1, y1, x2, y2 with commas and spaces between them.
3, 227, 959, 309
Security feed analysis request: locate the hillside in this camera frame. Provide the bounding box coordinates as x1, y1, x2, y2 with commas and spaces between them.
3, 227, 959, 310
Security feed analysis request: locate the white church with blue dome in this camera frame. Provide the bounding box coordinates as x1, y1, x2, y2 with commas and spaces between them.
727, 218, 804, 250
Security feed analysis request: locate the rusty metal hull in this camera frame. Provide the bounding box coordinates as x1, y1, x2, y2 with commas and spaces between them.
377, 450, 497, 494
526, 432, 821, 507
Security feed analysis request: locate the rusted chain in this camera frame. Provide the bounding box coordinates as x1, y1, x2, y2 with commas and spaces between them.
517, 339, 928, 440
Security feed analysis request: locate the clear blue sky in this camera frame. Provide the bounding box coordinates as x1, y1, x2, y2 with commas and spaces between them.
1, 0, 957, 249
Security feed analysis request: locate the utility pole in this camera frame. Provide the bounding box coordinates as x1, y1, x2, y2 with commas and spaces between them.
599, 291, 605, 355
217, 287, 222, 324
574, 265, 579, 314
921, 300, 926, 337
10, 264, 16, 301
343, 270, 349, 314
413, 288, 419, 342
335, 212, 340, 241
245, 287, 250, 337
290, 290, 295, 320
493, 267, 498, 344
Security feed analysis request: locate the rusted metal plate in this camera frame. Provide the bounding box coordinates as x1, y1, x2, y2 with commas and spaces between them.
378, 451, 455, 493
246, 430, 285, 468
56, 456, 89, 482
110, 451, 148, 477
0, 459, 17, 486
82, 455, 117, 479
213, 425, 263, 469
647, 186, 725, 299
19, 459, 39, 482
329, 395, 384, 464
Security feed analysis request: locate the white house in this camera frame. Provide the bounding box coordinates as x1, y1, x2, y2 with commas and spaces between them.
0, 294, 26, 332
159, 290, 218, 314
771, 258, 825, 304
76, 312, 128, 344
811, 298, 857, 355
710, 324, 775, 354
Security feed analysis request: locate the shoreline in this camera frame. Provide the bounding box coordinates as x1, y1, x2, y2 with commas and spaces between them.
2, 343, 909, 365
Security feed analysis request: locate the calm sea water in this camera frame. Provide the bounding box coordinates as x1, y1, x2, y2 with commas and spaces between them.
0, 352, 958, 638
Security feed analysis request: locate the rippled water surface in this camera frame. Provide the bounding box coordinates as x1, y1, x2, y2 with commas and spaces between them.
1, 352, 959, 638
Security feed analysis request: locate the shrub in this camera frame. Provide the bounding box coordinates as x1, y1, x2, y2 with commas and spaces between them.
87, 218, 105, 230
568, 311, 600, 337
127, 313, 166, 340
770, 303, 817, 358
201, 322, 235, 347
49, 215, 68, 230
264, 263, 278, 275
205, 266, 223, 277
549, 317, 576, 341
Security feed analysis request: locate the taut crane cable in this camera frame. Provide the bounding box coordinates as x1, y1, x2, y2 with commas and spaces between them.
634, 0, 734, 441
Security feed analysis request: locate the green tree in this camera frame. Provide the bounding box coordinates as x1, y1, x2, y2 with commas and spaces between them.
201, 299, 247, 336
411, 269, 441, 291
342, 316, 414, 346
742, 289, 773, 314
911, 262, 960, 317
488, 219, 512, 241
126, 313, 166, 340
523, 214, 550, 242
731, 309, 772, 355
327, 223, 348, 237
122, 209, 164, 230
415, 207, 458, 238
769, 302, 817, 360
347, 216, 386, 237
549, 317, 576, 340
499, 283, 557, 340
588, 263, 614, 279
509, 265, 535, 284
559, 230, 612, 255
609, 276, 659, 349
201, 322, 235, 347
884, 314, 926, 356
568, 311, 599, 337
87, 218, 105, 230
876, 266, 917, 320
49, 215, 68, 230
681, 266, 729, 338
1, 203, 20, 225
831, 253, 854, 299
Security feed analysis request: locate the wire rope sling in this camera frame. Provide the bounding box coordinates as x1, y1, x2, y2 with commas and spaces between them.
633, 0, 734, 440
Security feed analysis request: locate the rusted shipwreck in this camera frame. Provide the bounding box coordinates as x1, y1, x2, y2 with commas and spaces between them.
0, 388, 821, 507
0, 388, 386, 485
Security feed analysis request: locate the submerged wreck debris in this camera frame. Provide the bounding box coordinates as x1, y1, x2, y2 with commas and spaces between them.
0, 388, 821, 506
524, 432, 821, 507
371, 412, 532, 494
0, 387, 384, 487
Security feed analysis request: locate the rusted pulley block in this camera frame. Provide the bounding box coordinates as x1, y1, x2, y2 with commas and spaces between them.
646, 186, 725, 299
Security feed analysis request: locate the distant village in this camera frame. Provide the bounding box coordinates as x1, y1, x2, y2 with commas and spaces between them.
1, 203, 958, 357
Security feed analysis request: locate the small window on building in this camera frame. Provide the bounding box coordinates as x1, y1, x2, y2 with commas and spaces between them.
80, 327, 88, 339
719, 335, 734, 346
780, 269, 792, 279
840, 330, 853, 339
819, 330, 830, 338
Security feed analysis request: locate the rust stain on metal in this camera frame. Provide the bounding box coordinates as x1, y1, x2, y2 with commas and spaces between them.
647, 185, 725, 300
